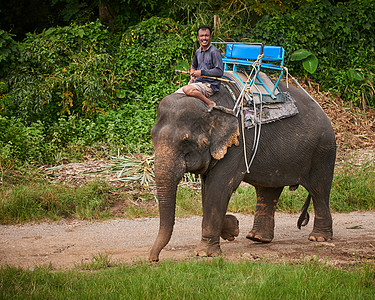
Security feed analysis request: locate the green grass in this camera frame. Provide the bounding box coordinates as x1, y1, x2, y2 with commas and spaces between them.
229, 158, 375, 214
1, 159, 374, 224
0, 180, 112, 224
330, 159, 375, 211
0, 257, 374, 299
176, 186, 202, 216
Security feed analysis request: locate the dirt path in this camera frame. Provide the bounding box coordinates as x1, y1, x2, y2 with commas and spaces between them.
1, 212, 374, 269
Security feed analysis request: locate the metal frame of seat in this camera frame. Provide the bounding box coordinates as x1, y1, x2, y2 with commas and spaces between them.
219, 43, 285, 99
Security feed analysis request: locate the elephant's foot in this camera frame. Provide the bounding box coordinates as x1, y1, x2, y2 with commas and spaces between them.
220, 214, 239, 241
247, 213, 275, 243
308, 216, 333, 242
308, 230, 333, 242
195, 240, 222, 257
246, 229, 273, 243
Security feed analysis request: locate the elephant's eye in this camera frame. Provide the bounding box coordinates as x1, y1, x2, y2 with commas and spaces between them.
181, 138, 192, 149
180, 137, 198, 155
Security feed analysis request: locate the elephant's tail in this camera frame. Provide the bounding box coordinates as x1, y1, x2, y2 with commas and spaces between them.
297, 194, 311, 229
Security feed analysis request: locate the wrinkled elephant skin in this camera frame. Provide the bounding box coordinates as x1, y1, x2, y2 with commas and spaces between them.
150, 82, 336, 261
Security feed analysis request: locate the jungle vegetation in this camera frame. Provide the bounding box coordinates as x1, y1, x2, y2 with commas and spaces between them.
0, 0, 374, 166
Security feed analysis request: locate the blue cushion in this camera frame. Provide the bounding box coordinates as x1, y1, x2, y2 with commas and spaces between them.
226, 44, 261, 60
225, 44, 284, 63
263, 46, 284, 61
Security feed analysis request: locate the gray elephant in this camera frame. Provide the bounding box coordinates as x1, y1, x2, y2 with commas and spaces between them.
149, 81, 336, 261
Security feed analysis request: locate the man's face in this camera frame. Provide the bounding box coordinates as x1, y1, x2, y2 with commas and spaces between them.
197, 29, 211, 49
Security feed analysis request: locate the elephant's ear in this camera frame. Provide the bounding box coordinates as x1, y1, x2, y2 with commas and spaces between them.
209, 110, 239, 160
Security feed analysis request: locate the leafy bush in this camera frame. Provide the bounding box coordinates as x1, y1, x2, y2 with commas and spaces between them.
0, 30, 18, 78
0, 17, 195, 163
5, 21, 116, 123
0, 116, 50, 163
116, 17, 193, 97
2, 2, 374, 165
113, 17, 194, 152
251, 0, 375, 108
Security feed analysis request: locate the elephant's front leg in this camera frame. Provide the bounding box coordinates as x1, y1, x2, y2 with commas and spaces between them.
247, 186, 284, 243
196, 174, 239, 257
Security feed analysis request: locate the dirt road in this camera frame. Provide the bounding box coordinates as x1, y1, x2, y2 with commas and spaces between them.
1, 212, 374, 269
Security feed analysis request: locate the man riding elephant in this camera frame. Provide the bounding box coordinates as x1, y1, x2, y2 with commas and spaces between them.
175, 25, 223, 112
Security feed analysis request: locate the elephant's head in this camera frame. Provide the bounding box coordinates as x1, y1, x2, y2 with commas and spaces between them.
149, 92, 239, 261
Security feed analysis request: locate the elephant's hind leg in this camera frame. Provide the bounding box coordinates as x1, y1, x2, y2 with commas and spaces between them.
308, 190, 333, 242
247, 186, 283, 243
306, 153, 335, 242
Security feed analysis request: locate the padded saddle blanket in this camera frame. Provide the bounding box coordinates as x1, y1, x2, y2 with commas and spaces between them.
241, 91, 298, 129
223, 81, 299, 129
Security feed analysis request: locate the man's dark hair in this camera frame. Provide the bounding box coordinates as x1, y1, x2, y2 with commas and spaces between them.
197, 25, 212, 36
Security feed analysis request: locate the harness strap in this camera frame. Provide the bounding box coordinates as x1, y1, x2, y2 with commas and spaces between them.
237, 54, 264, 173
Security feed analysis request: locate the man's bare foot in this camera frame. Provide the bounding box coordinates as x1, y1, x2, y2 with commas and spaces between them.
207, 102, 216, 112
213, 105, 236, 116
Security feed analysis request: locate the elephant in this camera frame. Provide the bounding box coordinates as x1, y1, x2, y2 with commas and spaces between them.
149, 81, 336, 261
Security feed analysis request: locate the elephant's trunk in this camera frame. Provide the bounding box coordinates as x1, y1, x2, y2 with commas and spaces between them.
149, 145, 185, 261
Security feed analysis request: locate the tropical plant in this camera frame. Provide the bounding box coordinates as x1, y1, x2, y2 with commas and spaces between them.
0, 30, 18, 77
290, 49, 318, 74
250, 0, 375, 108
5, 21, 116, 123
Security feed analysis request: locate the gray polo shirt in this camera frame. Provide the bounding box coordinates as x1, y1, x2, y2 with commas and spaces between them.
191, 44, 224, 93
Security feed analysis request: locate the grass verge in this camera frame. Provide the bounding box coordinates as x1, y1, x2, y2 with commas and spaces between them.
0, 180, 112, 223
0, 158, 374, 224
0, 257, 374, 299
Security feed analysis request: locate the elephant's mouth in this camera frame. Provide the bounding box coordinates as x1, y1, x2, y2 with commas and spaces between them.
184, 149, 211, 175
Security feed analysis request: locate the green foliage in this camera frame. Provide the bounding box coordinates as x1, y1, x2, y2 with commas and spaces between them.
112, 17, 194, 152
1, 18, 194, 162
51, 0, 94, 23
167, 0, 303, 31
5, 21, 116, 123
0, 30, 18, 77
0, 30, 17, 62
1, 1, 375, 165
251, 0, 375, 108
0, 116, 50, 163
117, 17, 193, 93
290, 49, 318, 74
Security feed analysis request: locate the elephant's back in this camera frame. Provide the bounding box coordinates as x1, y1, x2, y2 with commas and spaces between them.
278, 82, 333, 129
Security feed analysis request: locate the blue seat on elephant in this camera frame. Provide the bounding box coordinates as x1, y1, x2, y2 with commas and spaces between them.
222, 43, 285, 99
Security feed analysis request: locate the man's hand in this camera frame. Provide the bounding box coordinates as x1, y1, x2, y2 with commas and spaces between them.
190, 69, 202, 78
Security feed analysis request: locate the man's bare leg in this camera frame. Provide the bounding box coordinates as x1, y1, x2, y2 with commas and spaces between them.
182, 85, 216, 111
